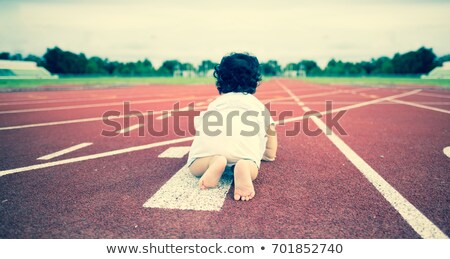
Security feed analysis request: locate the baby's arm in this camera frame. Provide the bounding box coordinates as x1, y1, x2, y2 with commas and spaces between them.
262, 124, 277, 161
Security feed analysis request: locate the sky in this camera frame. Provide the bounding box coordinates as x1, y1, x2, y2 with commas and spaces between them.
0, 0, 449, 68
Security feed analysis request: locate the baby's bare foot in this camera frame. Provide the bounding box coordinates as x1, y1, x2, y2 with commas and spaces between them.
233, 168, 255, 201
198, 156, 227, 189
199, 169, 223, 189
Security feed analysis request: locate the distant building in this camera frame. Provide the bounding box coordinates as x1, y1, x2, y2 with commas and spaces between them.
173, 70, 197, 78
283, 69, 306, 77
0, 60, 58, 79
421, 62, 450, 79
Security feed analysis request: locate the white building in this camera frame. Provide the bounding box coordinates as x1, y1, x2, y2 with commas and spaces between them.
421, 62, 450, 79
173, 70, 197, 78
0, 60, 58, 79
283, 70, 306, 77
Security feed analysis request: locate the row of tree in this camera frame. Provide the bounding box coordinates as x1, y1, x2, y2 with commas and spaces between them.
261, 48, 449, 76
1, 47, 449, 76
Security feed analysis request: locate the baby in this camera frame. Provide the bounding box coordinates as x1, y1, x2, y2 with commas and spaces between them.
187, 53, 277, 201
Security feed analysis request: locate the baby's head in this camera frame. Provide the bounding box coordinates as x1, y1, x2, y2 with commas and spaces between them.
214, 53, 262, 94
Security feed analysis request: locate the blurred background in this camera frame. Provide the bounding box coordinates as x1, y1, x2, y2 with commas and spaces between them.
0, 0, 449, 86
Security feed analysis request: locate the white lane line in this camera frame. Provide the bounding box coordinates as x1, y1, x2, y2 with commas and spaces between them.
155, 105, 198, 120
157, 146, 190, 158
0, 95, 305, 131
279, 89, 422, 124
154, 91, 342, 120
0, 91, 190, 106
37, 143, 93, 160
0, 89, 282, 107
272, 100, 447, 105
0, 94, 152, 106
417, 92, 450, 99
278, 80, 448, 239
143, 166, 233, 211
389, 99, 450, 114
289, 90, 342, 99
0, 96, 200, 114
0, 107, 197, 131
116, 123, 144, 134
0, 137, 194, 177
444, 147, 450, 158
0, 90, 422, 176
0, 114, 134, 131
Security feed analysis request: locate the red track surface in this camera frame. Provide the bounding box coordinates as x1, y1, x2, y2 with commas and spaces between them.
0, 79, 449, 238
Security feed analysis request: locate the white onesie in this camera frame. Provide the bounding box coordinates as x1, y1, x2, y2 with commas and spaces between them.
186, 92, 274, 168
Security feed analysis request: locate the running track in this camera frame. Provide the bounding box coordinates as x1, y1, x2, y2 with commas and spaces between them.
0, 79, 449, 238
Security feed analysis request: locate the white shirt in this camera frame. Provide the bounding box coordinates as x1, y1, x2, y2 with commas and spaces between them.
187, 92, 274, 168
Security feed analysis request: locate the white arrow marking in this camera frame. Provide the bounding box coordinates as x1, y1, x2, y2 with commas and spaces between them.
157, 146, 190, 158
143, 166, 233, 211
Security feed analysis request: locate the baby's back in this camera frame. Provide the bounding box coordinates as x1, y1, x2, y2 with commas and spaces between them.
187, 92, 273, 168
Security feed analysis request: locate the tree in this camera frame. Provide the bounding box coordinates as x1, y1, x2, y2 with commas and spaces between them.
356, 61, 375, 75
437, 54, 450, 64
324, 59, 364, 76
43, 47, 64, 73
43, 47, 88, 74
284, 63, 299, 71
0, 52, 10, 60
392, 47, 437, 74
158, 60, 182, 76
10, 53, 23, 60
198, 60, 217, 74
260, 60, 281, 76
138, 59, 155, 75
298, 60, 320, 75
371, 57, 394, 74
181, 63, 195, 71
24, 54, 42, 63
86, 56, 108, 74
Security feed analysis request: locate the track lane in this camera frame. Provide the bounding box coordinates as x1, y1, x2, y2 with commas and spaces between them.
1, 78, 449, 238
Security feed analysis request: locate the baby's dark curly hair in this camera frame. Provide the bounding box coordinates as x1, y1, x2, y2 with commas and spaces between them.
213, 53, 262, 94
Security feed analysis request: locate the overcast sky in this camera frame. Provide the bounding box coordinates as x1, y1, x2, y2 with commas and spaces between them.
0, 0, 449, 68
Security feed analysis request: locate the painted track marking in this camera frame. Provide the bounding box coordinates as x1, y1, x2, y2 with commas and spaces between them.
0, 137, 194, 177
37, 143, 93, 160
0, 107, 203, 131
0, 92, 331, 131
0, 93, 170, 106
0, 96, 200, 114
115, 123, 144, 134
280, 89, 421, 124
389, 99, 450, 114
0, 88, 286, 107
278, 80, 448, 239
0, 90, 423, 176
143, 166, 233, 211
157, 146, 190, 158
155, 105, 197, 120
271, 100, 449, 105
417, 92, 450, 99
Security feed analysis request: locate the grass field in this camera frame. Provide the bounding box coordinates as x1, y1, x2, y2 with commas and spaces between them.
301, 77, 450, 88
0, 76, 449, 89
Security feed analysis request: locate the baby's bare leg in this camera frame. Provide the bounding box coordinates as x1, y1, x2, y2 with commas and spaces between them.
233, 159, 258, 201
189, 155, 227, 189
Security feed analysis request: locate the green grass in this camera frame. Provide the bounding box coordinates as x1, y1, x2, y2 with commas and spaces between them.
2, 76, 449, 89
299, 77, 450, 88
0, 76, 216, 89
